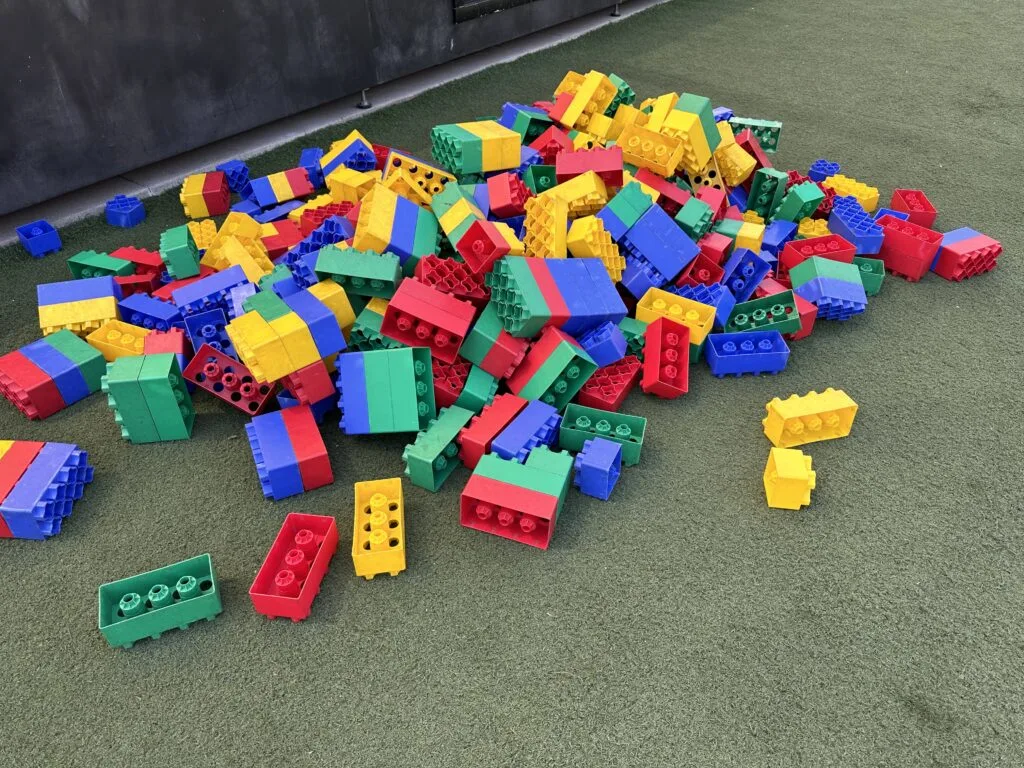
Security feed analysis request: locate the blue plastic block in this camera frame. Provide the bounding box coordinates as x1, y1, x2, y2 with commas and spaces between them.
16, 220, 62, 258
808, 158, 840, 183
283, 289, 346, 359
620, 205, 699, 298
515, 146, 543, 176
282, 249, 320, 289
265, 269, 302, 298
36, 276, 121, 307
277, 389, 335, 424
19, 340, 90, 405
727, 185, 749, 212
388, 198, 419, 268
501, 214, 526, 239
324, 138, 376, 176
761, 219, 798, 257
283, 218, 348, 288
576, 321, 627, 367
572, 437, 622, 500
666, 282, 736, 330
336, 352, 371, 434
231, 198, 262, 216
0, 442, 92, 540
469, 183, 490, 216
245, 411, 304, 500
491, 400, 561, 463
873, 207, 910, 222
253, 200, 304, 224
793, 276, 868, 321
595, 205, 629, 242
227, 283, 258, 319
299, 147, 326, 188
704, 331, 790, 377
498, 102, 551, 131
118, 293, 182, 332
216, 159, 250, 193
104, 195, 146, 228
244, 176, 275, 205
546, 258, 627, 336
184, 308, 234, 356
171, 265, 248, 315
721, 247, 772, 302
828, 196, 884, 255
712, 106, 734, 122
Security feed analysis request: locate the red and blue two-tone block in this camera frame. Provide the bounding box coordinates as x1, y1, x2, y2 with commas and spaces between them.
245, 405, 333, 501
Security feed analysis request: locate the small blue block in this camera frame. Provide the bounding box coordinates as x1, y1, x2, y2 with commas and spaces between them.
299, 147, 326, 188
761, 219, 798, 256
16, 220, 62, 258
183, 308, 234, 357
873, 207, 910, 222
216, 159, 250, 193
245, 411, 304, 500
721, 247, 772, 303
171, 265, 248, 315
808, 158, 840, 183
712, 106, 734, 122
118, 293, 182, 332
704, 331, 790, 377
104, 195, 146, 228
577, 321, 627, 367
572, 437, 622, 500
491, 400, 561, 463
727, 185, 748, 212
667, 282, 736, 330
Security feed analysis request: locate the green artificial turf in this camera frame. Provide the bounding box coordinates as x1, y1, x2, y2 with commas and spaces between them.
1, 0, 1022, 765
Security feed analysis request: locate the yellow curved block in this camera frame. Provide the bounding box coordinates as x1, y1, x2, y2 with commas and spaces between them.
352, 478, 406, 579
636, 287, 715, 344
762, 388, 858, 448
764, 447, 816, 510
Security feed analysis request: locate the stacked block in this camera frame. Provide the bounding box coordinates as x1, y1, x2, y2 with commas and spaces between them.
789, 256, 869, 320
336, 347, 435, 434
932, 228, 1002, 281
353, 183, 439, 272
0, 331, 105, 419
246, 405, 332, 500
245, 168, 314, 208
430, 120, 522, 175
180, 172, 230, 218
102, 354, 195, 444
0, 440, 94, 539
380, 278, 477, 363
506, 326, 597, 409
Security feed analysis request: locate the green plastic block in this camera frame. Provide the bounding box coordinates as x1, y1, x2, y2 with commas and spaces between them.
674, 197, 714, 240
138, 354, 194, 442
429, 181, 471, 220
98, 554, 222, 649
459, 302, 505, 369
363, 350, 396, 433
508, 108, 552, 143
485, 257, 551, 338
430, 123, 484, 175
725, 291, 802, 335
771, 181, 825, 223
689, 339, 705, 365
789, 256, 864, 288
560, 404, 646, 467
852, 256, 885, 296
516, 339, 597, 411
402, 405, 474, 491
604, 73, 636, 115
43, 329, 106, 391
67, 250, 134, 280
618, 317, 648, 360
454, 365, 498, 414
102, 356, 160, 444
605, 181, 653, 228
257, 264, 295, 293
361, 347, 435, 433
315, 245, 401, 298
159, 225, 200, 279
523, 446, 574, 510
242, 290, 291, 321
474, 453, 567, 501
523, 165, 557, 195
711, 217, 743, 241
746, 168, 789, 219
675, 92, 720, 152
349, 305, 404, 352
728, 116, 783, 153
409, 210, 441, 276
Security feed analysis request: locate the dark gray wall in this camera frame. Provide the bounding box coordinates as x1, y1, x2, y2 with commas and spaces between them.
0, 0, 614, 216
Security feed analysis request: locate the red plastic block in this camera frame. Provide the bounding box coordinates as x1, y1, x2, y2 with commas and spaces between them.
577, 355, 641, 411
461, 474, 557, 549
115, 272, 162, 297
477, 325, 529, 380
634, 168, 691, 217
372, 144, 392, 172
699, 232, 733, 266
183, 343, 276, 415
281, 361, 335, 406
932, 232, 1002, 282
262, 220, 304, 257
697, 187, 728, 220
890, 189, 937, 228
202, 171, 231, 215
381, 278, 477, 363
432, 358, 469, 409
505, 326, 581, 396
529, 125, 574, 165
641, 317, 689, 398
249, 513, 339, 621
111, 246, 163, 275
0, 515, 11, 538
756, 277, 816, 340
532, 100, 555, 113
0, 440, 45, 502
556, 145, 624, 188
455, 220, 511, 276
735, 128, 772, 186
486, 173, 532, 218
722, 205, 744, 221
457, 393, 528, 469
280, 405, 333, 492
875, 215, 942, 282
299, 202, 355, 237
0, 351, 65, 420
676, 251, 724, 287
152, 265, 216, 301
345, 202, 361, 230
144, 328, 191, 356
415, 255, 489, 309
546, 91, 575, 125
778, 234, 856, 278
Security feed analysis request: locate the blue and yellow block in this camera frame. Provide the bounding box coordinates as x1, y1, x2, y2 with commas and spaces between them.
352, 183, 439, 275
321, 130, 377, 177
244, 168, 315, 208
37, 276, 122, 337
336, 347, 435, 435
0, 440, 94, 540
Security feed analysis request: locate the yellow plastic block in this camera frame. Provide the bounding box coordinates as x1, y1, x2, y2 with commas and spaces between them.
763, 448, 816, 510
687, 156, 726, 192
268, 312, 320, 372
352, 478, 406, 579
553, 70, 585, 97
566, 216, 625, 282
543, 170, 608, 217
607, 104, 647, 142
365, 297, 390, 315
382, 167, 432, 208
215, 236, 271, 283
459, 120, 521, 171
308, 279, 356, 336
268, 173, 295, 203
660, 110, 713, 176
287, 194, 334, 223
558, 70, 616, 130
742, 210, 765, 225
571, 132, 600, 151
226, 311, 292, 383
0, 440, 15, 461
585, 112, 613, 141
381, 151, 455, 202
437, 198, 482, 240
713, 121, 756, 186
179, 174, 210, 219
493, 222, 525, 257
187, 219, 218, 251
352, 184, 398, 252
523, 195, 569, 259
38, 297, 118, 337
327, 167, 380, 203
202, 212, 264, 269
636, 287, 715, 344
618, 124, 683, 178
762, 388, 859, 448
823, 174, 879, 212
320, 129, 373, 174
621, 169, 659, 202
736, 221, 765, 252
86, 320, 150, 362
798, 217, 831, 239
643, 92, 679, 133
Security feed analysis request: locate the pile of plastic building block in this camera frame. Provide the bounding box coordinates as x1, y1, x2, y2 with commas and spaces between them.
4, 70, 1004, 644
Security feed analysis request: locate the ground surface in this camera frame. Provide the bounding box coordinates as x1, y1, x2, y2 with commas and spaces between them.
1, 0, 1022, 765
